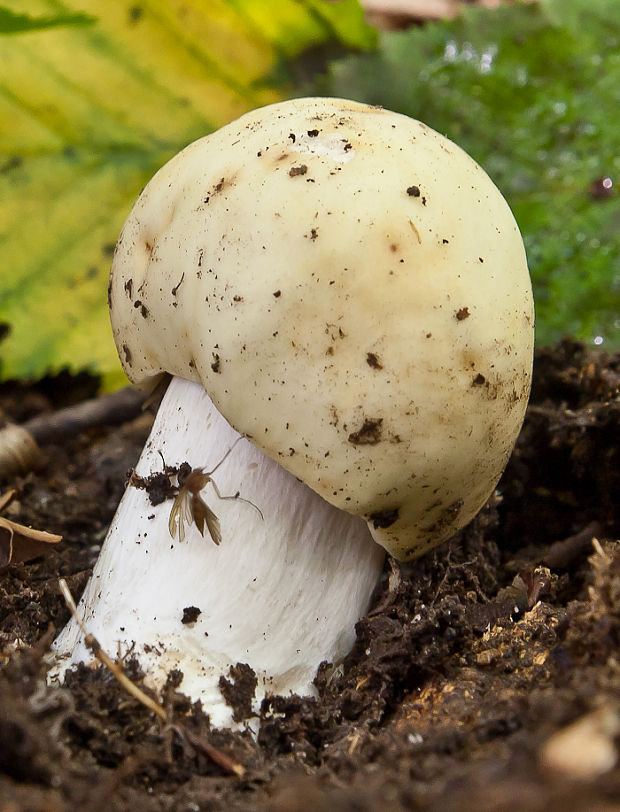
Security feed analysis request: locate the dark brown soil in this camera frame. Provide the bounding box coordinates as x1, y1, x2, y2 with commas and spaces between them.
1, 340, 619, 811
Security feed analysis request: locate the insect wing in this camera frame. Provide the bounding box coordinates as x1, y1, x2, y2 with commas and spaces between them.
193, 494, 221, 545
169, 487, 193, 542
169, 492, 183, 539
180, 489, 196, 541
204, 505, 222, 546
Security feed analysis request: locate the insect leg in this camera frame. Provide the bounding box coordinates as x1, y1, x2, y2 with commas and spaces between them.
208, 478, 264, 521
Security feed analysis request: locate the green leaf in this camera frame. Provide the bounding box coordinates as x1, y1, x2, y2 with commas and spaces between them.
0, 0, 374, 383
322, 0, 620, 350
0, 6, 94, 34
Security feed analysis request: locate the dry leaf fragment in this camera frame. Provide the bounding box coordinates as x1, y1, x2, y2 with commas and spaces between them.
0, 488, 17, 513
0, 489, 62, 569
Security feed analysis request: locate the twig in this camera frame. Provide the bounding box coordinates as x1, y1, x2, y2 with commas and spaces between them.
0, 386, 147, 477
1, 488, 62, 569
168, 723, 246, 777
58, 578, 166, 721
24, 386, 147, 444
58, 578, 245, 777
543, 521, 603, 569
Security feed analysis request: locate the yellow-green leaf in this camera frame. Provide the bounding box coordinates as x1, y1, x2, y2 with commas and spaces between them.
0, 0, 374, 385
0, 6, 95, 34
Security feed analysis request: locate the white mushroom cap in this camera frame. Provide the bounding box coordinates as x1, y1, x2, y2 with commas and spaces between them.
109, 97, 534, 561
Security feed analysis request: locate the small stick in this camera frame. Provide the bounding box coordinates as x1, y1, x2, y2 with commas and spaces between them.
24, 386, 147, 444
59, 578, 166, 721
167, 723, 246, 777
0, 387, 148, 477
58, 578, 245, 777
543, 521, 603, 569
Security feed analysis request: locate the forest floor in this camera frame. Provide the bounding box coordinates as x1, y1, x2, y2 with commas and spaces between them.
0, 339, 619, 811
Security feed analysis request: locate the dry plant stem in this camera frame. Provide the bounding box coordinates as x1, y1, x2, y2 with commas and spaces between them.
1, 488, 62, 569
58, 578, 245, 777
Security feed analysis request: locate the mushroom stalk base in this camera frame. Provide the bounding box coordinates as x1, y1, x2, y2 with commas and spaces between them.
51, 377, 385, 728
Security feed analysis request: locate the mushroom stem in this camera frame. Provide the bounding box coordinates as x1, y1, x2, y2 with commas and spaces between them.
51, 376, 385, 727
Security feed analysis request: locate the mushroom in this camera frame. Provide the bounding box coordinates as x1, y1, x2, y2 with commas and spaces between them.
51, 98, 534, 727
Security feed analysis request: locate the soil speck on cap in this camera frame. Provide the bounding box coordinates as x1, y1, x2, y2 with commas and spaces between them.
348, 417, 383, 445
369, 507, 400, 528
407, 185, 421, 197
366, 352, 383, 370
289, 165, 308, 177
422, 498, 464, 534
456, 307, 470, 320
133, 300, 149, 318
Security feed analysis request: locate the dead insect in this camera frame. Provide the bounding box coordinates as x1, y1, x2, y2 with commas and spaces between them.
168, 440, 263, 544
169, 463, 222, 544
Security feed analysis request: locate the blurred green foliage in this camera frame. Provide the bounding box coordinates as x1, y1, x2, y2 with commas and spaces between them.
1, 0, 619, 388
322, 0, 620, 349
0, 0, 374, 385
